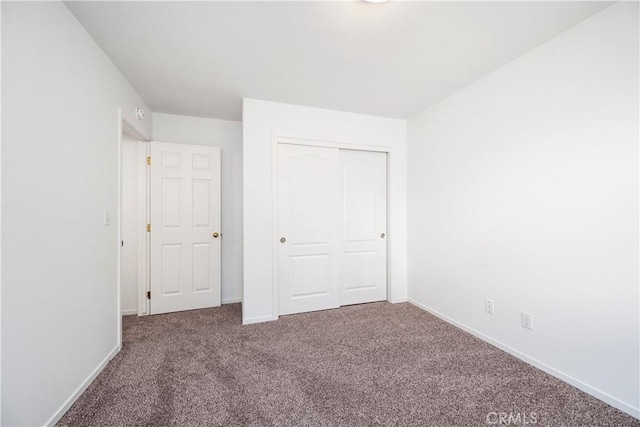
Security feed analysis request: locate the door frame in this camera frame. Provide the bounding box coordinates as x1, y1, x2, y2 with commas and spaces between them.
117, 114, 151, 346
271, 134, 392, 319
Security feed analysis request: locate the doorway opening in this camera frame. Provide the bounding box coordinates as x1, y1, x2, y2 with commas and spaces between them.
118, 120, 150, 332
118, 129, 224, 332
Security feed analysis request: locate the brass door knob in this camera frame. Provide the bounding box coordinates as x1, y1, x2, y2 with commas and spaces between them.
213, 232, 220, 238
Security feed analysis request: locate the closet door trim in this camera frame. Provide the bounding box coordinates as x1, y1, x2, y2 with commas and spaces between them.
277, 135, 390, 153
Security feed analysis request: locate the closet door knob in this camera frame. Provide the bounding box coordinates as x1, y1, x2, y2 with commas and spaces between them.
213, 232, 220, 238
380, 233, 385, 238
280, 237, 286, 243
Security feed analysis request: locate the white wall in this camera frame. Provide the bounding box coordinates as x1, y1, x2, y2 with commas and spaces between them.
2, 2, 152, 425
407, 2, 638, 417
242, 98, 407, 324
121, 132, 140, 315
152, 113, 243, 303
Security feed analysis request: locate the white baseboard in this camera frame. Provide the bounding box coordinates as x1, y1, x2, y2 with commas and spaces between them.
222, 297, 242, 305
121, 309, 137, 316
242, 314, 277, 325
390, 297, 408, 303
45, 344, 121, 427
408, 299, 640, 419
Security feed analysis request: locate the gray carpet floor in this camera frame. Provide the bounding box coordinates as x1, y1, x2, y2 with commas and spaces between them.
58, 302, 639, 426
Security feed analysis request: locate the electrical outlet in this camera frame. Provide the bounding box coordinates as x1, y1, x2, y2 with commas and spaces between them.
485, 299, 494, 315
521, 312, 533, 330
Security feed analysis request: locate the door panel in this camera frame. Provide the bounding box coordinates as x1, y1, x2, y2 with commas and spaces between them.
150, 141, 221, 314
161, 244, 182, 295
278, 144, 340, 315
340, 150, 387, 305
161, 179, 181, 227
193, 243, 212, 292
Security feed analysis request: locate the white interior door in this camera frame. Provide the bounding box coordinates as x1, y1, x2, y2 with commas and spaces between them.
339, 149, 387, 305
278, 144, 340, 315
149, 141, 221, 315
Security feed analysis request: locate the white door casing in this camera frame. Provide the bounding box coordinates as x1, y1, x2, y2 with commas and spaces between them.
149, 141, 221, 314
278, 144, 340, 315
339, 149, 387, 305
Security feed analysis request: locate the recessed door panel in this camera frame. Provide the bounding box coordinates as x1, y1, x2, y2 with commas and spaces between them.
192, 243, 211, 292
291, 254, 331, 298
290, 155, 331, 245
343, 251, 377, 291
161, 244, 182, 295
161, 179, 181, 228
344, 161, 377, 242
162, 152, 181, 169
150, 141, 221, 314
192, 154, 211, 171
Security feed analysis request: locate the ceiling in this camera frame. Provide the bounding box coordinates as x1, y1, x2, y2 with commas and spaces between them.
66, 1, 612, 121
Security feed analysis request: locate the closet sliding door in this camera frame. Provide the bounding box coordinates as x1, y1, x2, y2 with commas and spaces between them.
277, 144, 341, 315
339, 150, 387, 306
277, 143, 387, 316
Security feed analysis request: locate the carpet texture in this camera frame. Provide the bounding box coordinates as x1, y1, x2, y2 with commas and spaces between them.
58, 303, 638, 426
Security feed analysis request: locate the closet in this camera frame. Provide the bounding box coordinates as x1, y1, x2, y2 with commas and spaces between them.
277, 143, 387, 315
